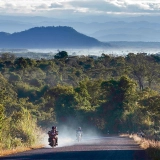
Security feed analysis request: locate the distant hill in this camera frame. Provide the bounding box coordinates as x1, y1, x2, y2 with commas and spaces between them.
90, 26, 160, 42
109, 41, 160, 49
0, 26, 108, 49
1, 15, 160, 42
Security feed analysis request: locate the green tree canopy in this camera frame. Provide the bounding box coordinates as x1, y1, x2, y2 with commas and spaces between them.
54, 51, 68, 59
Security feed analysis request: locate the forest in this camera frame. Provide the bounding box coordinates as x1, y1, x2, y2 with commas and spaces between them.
0, 51, 160, 149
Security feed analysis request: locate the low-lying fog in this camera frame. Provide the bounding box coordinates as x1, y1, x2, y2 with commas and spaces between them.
1, 47, 160, 60
29, 48, 160, 56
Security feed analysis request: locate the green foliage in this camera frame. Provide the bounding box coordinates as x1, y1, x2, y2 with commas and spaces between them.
75, 80, 91, 111
99, 76, 137, 132
9, 72, 21, 82
101, 76, 136, 107
29, 79, 42, 87
0, 53, 16, 62
45, 85, 77, 123
54, 51, 68, 59
0, 52, 160, 149
1, 108, 41, 149
75, 79, 102, 111
0, 104, 5, 140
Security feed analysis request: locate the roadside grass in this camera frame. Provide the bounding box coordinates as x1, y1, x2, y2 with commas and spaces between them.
128, 134, 160, 160
0, 109, 46, 157
0, 144, 44, 157
0, 130, 46, 157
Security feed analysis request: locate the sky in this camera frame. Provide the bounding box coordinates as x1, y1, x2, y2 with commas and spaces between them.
0, 0, 160, 18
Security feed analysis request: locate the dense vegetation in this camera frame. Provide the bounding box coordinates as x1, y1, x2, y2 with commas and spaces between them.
0, 51, 160, 149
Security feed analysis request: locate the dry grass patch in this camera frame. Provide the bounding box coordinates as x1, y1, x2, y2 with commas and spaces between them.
0, 144, 44, 157
129, 134, 160, 160
129, 134, 149, 149
120, 134, 129, 137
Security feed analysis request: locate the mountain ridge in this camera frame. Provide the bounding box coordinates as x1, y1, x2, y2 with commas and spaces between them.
0, 26, 108, 49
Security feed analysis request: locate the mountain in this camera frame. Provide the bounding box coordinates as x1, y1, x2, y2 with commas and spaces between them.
0, 26, 108, 49
109, 41, 160, 49
1, 15, 160, 42
77, 15, 160, 23
0, 20, 34, 33
90, 22, 160, 42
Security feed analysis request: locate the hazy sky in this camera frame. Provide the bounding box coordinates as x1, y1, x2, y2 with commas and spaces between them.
1, 0, 160, 18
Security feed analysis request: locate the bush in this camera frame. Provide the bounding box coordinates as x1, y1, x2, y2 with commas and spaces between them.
1, 108, 42, 149
29, 79, 42, 88
9, 72, 21, 82
11, 138, 22, 148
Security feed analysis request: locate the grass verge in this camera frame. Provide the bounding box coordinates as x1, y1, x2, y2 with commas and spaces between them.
129, 134, 160, 160
0, 144, 44, 157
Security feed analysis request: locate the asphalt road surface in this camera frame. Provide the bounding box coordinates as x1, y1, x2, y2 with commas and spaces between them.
0, 136, 150, 160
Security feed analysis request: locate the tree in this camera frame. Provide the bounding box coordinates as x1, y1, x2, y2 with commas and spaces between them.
9, 72, 21, 82
54, 51, 68, 59
139, 94, 160, 133
0, 53, 16, 62
145, 56, 160, 89
100, 76, 137, 132
126, 53, 148, 90
45, 85, 77, 124
74, 80, 92, 111
0, 104, 5, 139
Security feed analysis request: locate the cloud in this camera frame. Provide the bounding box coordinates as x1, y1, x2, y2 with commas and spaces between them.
0, 0, 160, 16
104, 0, 160, 12
36, 4, 49, 10
64, 0, 160, 15
50, 2, 63, 9
68, 0, 122, 12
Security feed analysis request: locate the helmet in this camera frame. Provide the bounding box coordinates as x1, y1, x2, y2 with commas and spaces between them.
52, 126, 55, 129
78, 127, 81, 130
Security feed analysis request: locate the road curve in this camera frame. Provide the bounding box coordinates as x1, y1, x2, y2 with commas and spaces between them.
0, 136, 150, 160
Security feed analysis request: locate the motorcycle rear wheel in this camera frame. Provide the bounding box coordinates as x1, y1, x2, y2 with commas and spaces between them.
50, 139, 56, 148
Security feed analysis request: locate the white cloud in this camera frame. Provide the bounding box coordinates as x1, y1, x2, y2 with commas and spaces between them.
0, 0, 160, 16
104, 0, 160, 11
36, 4, 49, 10
74, 7, 89, 13
50, 2, 63, 9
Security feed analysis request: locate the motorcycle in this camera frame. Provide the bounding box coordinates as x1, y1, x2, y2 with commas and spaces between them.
76, 131, 82, 142
48, 137, 57, 147
48, 130, 58, 148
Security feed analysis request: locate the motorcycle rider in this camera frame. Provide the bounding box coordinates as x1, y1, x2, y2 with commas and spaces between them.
48, 126, 58, 146
76, 127, 82, 141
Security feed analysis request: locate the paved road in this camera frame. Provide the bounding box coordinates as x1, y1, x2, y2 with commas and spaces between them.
0, 136, 150, 160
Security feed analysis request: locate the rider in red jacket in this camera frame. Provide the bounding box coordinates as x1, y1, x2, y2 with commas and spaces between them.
48, 126, 58, 145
